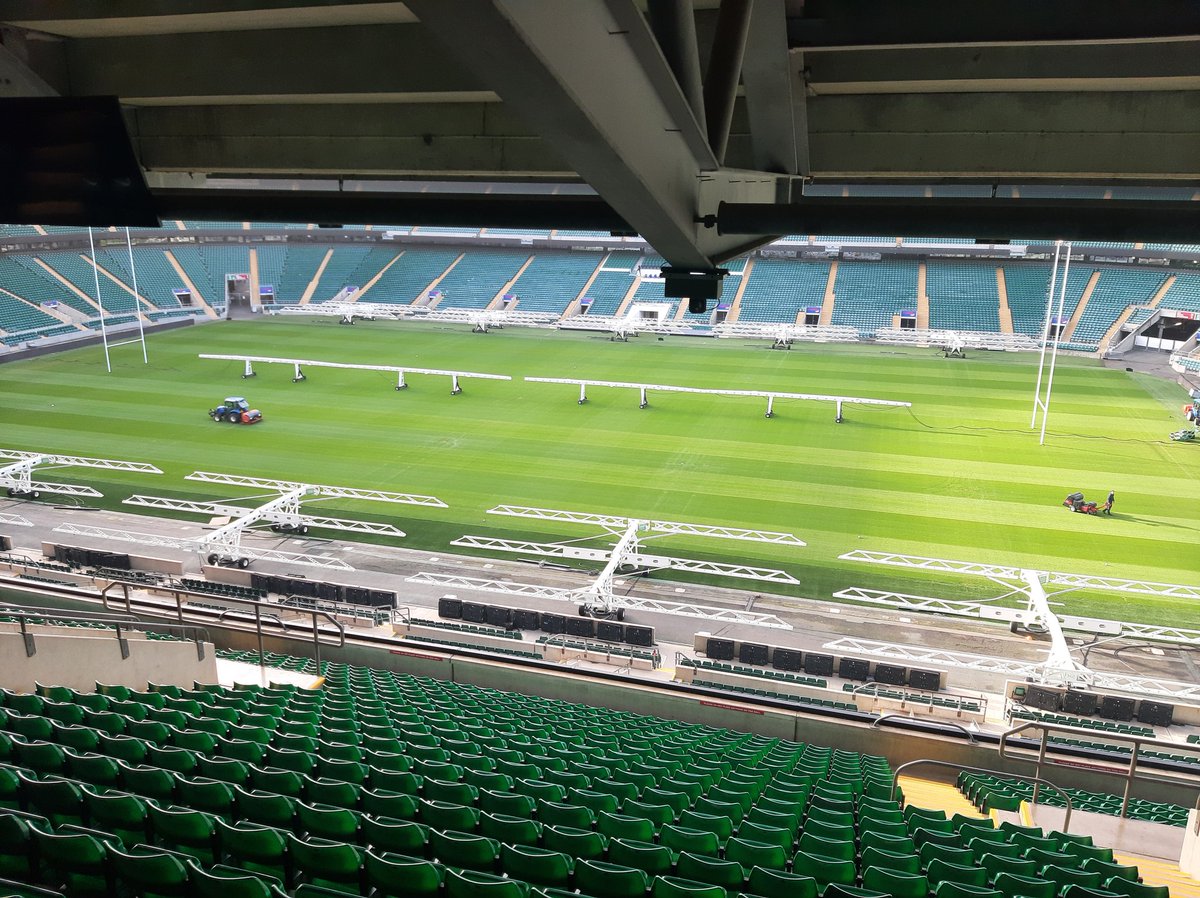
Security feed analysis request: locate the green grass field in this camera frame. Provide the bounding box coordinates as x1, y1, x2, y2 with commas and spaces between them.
2, 318, 1198, 626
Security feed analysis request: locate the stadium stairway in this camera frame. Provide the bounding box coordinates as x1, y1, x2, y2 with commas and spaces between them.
996, 267, 1015, 334
1061, 269, 1102, 344
898, 775, 987, 821
1116, 853, 1200, 898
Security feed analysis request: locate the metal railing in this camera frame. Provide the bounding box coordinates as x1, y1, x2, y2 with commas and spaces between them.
0, 607, 210, 661
872, 713, 977, 744
99, 582, 345, 670
1000, 720, 1200, 819
852, 682, 988, 717
892, 758, 1074, 832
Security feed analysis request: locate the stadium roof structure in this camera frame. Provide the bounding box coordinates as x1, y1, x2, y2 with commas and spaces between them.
1, 2, 1199, 279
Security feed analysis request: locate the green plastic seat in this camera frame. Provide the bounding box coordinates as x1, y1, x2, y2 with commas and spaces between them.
1101, 878, 1170, 898
679, 809, 735, 841
185, 860, 287, 898
360, 815, 429, 854
370, 768, 422, 795
0, 809, 41, 878
499, 843, 573, 889
970, 841, 1022, 864
428, 829, 500, 872
288, 834, 365, 892
676, 851, 746, 892
744, 866, 819, 898
992, 871, 1056, 898
861, 844, 922, 874
117, 761, 177, 803
480, 811, 542, 847
20, 775, 85, 826
176, 777, 236, 819
650, 875, 726, 898
795, 831, 854, 862
928, 858, 989, 888
980, 853, 1037, 882
606, 838, 672, 876
790, 849, 856, 888
52, 723, 100, 753
1081, 858, 1138, 883
419, 798, 479, 832
933, 883, 1003, 898
661, 824, 720, 858
537, 798, 595, 829
863, 866, 929, 898
215, 819, 290, 881
147, 804, 219, 863
359, 788, 418, 821
109, 843, 191, 898
444, 868, 530, 898
1042, 865, 1103, 895
64, 750, 121, 787
424, 777, 478, 806
266, 749, 317, 776
81, 787, 152, 845
234, 786, 296, 829
303, 776, 359, 809
598, 810, 656, 843
215, 737, 266, 765
13, 740, 66, 775
364, 849, 443, 898
575, 859, 651, 898
248, 766, 303, 798
296, 801, 360, 842
29, 822, 116, 896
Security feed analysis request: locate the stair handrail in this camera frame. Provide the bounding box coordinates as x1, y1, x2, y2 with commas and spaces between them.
891, 758, 1073, 832
872, 713, 977, 743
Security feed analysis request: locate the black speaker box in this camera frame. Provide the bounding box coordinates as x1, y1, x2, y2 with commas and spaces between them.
1137, 700, 1174, 727
1099, 695, 1136, 721
565, 616, 595, 638
838, 657, 871, 681
371, 590, 396, 607
250, 573, 270, 591
596, 621, 625, 642
1062, 690, 1097, 715
461, 602, 488, 624
739, 643, 769, 665
316, 582, 339, 601
0, 535, 12, 552
706, 638, 735, 661
907, 669, 941, 692
486, 606, 513, 628
540, 612, 566, 634
772, 649, 803, 672
874, 664, 907, 686
342, 586, 370, 605
1026, 685, 1062, 711
512, 609, 541, 630
804, 653, 834, 677
438, 597, 464, 619
624, 625, 653, 647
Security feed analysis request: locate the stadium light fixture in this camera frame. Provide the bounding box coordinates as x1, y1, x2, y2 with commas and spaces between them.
0, 449, 163, 501
53, 470, 446, 571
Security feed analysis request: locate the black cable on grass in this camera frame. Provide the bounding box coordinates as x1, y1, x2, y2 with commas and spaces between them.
903, 407, 1168, 445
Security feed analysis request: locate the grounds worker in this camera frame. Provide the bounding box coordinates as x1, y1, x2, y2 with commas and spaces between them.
1104, 490, 1115, 515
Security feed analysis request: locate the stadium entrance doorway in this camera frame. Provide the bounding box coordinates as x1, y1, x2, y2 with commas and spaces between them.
1135, 311, 1199, 352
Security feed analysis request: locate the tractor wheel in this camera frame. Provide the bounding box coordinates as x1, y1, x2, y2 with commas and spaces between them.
299, 525, 309, 535
206, 554, 219, 565
228, 413, 240, 423
237, 558, 250, 569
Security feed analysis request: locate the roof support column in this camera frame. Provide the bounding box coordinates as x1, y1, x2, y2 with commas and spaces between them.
703, 0, 754, 164
647, 0, 707, 137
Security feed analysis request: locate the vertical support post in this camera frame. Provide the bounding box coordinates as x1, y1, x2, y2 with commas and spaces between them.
89, 227, 113, 374
835, 399, 843, 423
578, 383, 587, 404
293, 363, 305, 382
639, 387, 648, 409
1123, 743, 1139, 819
312, 612, 321, 670
243, 359, 255, 378
647, 0, 708, 137
451, 374, 462, 395
1038, 244, 1071, 446
703, 0, 754, 164
124, 227, 149, 364
255, 604, 265, 668
1032, 241, 1063, 427
765, 395, 774, 418
397, 370, 407, 390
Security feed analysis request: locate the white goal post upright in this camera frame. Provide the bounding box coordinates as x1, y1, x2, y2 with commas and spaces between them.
1031, 240, 1072, 445
89, 227, 149, 372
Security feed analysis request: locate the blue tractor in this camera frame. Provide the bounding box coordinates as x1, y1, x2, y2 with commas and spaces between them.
209, 397, 263, 424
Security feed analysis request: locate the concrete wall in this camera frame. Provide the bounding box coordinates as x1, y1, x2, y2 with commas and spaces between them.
0, 628, 217, 692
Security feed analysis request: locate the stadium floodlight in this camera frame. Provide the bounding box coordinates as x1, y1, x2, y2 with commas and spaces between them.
526, 377, 910, 422
433, 503, 804, 625
54, 470, 446, 571
838, 548, 1200, 686
0, 449, 163, 501
198, 354, 511, 393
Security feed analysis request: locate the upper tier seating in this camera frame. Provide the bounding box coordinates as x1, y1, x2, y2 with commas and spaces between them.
1157, 273, 1200, 314
366, 249, 462, 304
434, 251, 532, 309
736, 260, 830, 323
579, 253, 640, 316
831, 261, 918, 335
0, 290, 61, 336
507, 253, 601, 314
98, 249, 185, 310
1069, 269, 1167, 346
926, 263, 1000, 332
1003, 266, 1091, 337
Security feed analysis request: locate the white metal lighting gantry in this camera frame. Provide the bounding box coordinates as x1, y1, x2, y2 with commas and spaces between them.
557, 315, 688, 341
873, 329, 1041, 353
526, 376, 911, 421
198, 353, 511, 394
408, 504, 806, 628
0, 513, 33, 528
53, 470, 447, 571
278, 304, 560, 332
714, 322, 862, 347
277, 302, 417, 325
832, 548, 1200, 697
0, 448, 163, 501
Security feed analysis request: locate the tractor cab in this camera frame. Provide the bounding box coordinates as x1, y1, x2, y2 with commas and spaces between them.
210, 396, 263, 424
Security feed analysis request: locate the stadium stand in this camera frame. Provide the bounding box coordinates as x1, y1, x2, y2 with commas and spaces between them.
0, 290, 62, 336
578, 253, 640, 316
196, 245, 254, 305
98, 249, 185, 311
366, 248, 462, 304
8, 254, 101, 317
831, 260, 918, 335
736, 259, 831, 323
960, 772, 1188, 825
0, 224, 41, 237
1125, 307, 1157, 327
1004, 265, 1091, 336
308, 247, 373, 303
1069, 269, 1167, 346
926, 263, 1001, 332
506, 252, 602, 313
182, 220, 244, 230
274, 246, 327, 304
1158, 273, 1200, 313
433, 250, 532, 309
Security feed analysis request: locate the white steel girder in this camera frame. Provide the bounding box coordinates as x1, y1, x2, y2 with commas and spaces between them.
126, 494, 410, 536
715, 322, 861, 344
185, 472, 447, 508
405, 571, 792, 629
199, 354, 511, 392
0, 450, 162, 499
487, 505, 806, 544
0, 513, 33, 527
